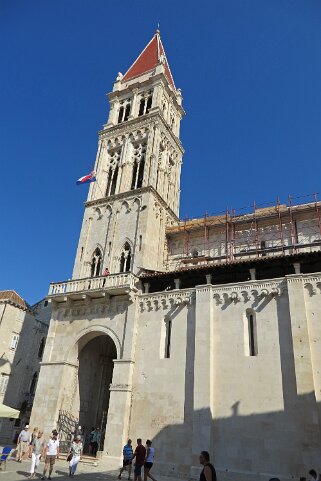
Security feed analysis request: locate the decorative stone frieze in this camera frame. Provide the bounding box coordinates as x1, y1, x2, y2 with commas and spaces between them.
139, 290, 194, 312
212, 280, 286, 306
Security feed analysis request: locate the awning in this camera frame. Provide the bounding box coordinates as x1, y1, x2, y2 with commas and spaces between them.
0, 403, 20, 418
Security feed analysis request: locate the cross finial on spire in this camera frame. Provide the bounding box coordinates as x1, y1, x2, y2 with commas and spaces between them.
156, 21, 160, 35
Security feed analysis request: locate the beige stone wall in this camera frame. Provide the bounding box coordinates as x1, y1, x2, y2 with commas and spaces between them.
0, 298, 50, 443
31, 273, 321, 480
72, 189, 177, 279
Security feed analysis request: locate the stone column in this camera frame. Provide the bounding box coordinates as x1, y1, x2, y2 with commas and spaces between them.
103, 359, 135, 469
107, 99, 119, 126
191, 285, 214, 474
128, 88, 139, 120
286, 275, 321, 468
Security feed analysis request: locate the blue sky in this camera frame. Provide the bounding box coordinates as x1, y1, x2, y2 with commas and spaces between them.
1, 0, 321, 303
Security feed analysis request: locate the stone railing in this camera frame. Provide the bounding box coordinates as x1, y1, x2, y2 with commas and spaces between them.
48, 273, 139, 296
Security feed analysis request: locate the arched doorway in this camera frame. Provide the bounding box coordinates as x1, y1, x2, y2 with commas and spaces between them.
77, 334, 117, 453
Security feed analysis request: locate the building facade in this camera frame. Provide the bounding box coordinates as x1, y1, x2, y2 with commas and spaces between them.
0, 291, 50, 443
30, 31, 321, 481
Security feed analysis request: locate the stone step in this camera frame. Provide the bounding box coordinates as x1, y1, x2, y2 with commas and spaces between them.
59, 452, 99, 466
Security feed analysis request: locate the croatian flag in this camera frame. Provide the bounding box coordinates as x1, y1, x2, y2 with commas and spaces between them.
76, 171, 96, 185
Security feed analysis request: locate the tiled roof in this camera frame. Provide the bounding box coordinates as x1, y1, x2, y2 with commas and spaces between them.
0, 290, 28, 309
122, 30, 175, 88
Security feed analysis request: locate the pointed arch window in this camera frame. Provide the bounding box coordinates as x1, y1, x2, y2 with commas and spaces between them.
106, 149, 121, 197
91, 248, 102, 277
131, 143, 146, 190
119, 242, 131, 273
138, 91, 153, 117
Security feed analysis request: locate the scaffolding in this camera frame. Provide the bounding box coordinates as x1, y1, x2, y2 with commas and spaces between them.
166, 193, 321, 268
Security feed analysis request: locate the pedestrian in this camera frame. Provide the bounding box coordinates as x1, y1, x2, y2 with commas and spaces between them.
29, 427, 39, 457
28, 429, 45, 479
144, 440, 156, 481
17, 424, 31, 462
132, 438, 146, 481
103, 268, 110, 276
199, 451, 217, 481
88, 426, 95, 455
309, 470, 321, 481
118, 438, 133, 480
90, 427, 101, 457
68, 435, 83, 477
41, 431, 60, 480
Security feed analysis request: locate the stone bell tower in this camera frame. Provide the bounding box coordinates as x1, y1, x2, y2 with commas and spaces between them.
72, 30, 185, 279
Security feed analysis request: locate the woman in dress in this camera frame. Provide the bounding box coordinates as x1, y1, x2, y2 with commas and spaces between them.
68, 435, 83, 477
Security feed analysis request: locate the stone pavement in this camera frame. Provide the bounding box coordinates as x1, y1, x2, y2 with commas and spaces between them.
0, 458, 182, 481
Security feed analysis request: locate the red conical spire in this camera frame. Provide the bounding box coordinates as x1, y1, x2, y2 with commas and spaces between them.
122, 30, 175, 88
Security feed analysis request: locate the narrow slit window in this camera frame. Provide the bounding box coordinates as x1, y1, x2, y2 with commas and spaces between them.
139, 235, 142, 251
165, 319, 172, 358
247, 312, 258, 356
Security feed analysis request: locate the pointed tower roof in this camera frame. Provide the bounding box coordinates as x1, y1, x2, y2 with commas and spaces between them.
122, 30, 176, 88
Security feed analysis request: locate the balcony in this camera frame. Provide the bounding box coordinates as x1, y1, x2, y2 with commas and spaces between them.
48, 273, 140, 302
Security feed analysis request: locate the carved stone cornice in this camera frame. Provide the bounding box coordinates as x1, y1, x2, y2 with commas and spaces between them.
139, 289, 195, 312
99, 110, 184, 154
85, 186, 179, 222
212, 279, 286, 306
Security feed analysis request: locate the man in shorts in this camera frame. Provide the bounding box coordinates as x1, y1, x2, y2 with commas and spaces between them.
132, 439, 146, 481
41, 431, 59, 480
118, 439, 133, 480
17, 424, 31, 462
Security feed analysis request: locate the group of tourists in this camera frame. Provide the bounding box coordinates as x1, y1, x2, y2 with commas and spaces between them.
15, 424, 319, 481
16, 424, 83, 479
118, 439, 157, 481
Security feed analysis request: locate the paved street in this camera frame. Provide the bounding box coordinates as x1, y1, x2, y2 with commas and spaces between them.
0, 458, 121, 481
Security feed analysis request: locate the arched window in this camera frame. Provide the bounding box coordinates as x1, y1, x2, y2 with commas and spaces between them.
131, 143, 146, 190
91, 248, 102, 277
118, 99, 131, 123
138, 91, 153, 117
119, 242, 131, 273
260, 240, 266, 257
38, 337, 45, 359
30, 372, 38, 395
106, 149, 121, 197
191, 249, 198, 258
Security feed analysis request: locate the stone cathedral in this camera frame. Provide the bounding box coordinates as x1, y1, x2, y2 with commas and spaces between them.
31, 31, 321, 481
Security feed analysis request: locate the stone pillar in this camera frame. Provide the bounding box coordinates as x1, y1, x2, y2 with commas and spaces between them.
191, 286, 213, 474
205, 274, 212, 284
293, 262, 301, 274
107, 99, 119, 127
144, 282, 150, 294
174, 278, 181, 289
286, 276, 321, 468
30, 361, 79, 439
103, 359, 134, 469
128, 88, 139, 120
249, 268, 256, 280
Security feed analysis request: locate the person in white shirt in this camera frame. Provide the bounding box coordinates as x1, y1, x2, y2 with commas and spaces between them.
41, 432, 59, 480
144, 440, 157, 481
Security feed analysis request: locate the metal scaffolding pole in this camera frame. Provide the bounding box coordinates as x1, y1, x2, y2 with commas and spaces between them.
277, 197, 285, 255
